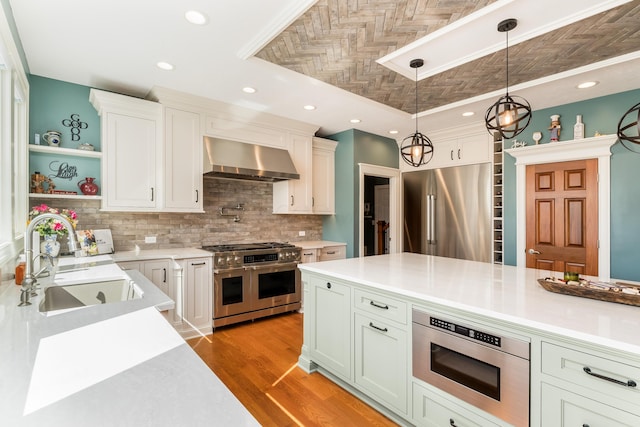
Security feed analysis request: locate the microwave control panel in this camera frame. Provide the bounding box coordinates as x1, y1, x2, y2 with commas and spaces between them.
429, 316, 501, 348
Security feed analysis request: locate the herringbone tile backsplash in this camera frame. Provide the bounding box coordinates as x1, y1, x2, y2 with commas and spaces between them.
31, 179, 324, 252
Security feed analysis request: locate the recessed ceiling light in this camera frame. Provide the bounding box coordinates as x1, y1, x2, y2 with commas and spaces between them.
350, 119, 361, 124
303, 105, 316, 111
242, 87, 256, 94
462, 111, 475, 117
156, 61, 174, 71
389, 130, 399, 135
185, 10, 207, 25
577, 81, 598, 89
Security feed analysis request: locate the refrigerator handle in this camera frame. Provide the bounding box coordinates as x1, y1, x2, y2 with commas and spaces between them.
427, 194, 436, 244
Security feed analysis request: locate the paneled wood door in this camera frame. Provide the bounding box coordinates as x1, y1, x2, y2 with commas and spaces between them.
526, 159, 598, 275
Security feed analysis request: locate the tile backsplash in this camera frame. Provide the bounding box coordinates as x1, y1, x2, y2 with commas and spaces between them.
31, 178, 323, 252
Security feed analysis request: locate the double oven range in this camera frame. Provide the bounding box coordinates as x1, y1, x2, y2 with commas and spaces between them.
202, 242, 302, 329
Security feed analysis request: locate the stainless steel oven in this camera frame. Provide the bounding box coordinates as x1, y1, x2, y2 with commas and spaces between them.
204, 242, 301, 329
412, 309, 530, 427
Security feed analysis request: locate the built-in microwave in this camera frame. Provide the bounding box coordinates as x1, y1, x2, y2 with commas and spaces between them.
412, 309, 530, 427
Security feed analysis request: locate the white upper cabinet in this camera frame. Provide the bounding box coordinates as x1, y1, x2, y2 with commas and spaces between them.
90, 89, 163, 211
273, 134, 313, 214
91, 89, 204, 212
163, 107, 203, 212
311, 137, 337, 215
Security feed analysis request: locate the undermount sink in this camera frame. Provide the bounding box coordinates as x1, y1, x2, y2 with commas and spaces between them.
39, 278, 143, 313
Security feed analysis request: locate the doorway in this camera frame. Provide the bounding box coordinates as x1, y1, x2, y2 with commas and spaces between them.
358, 164, 401, 258
363, 177, 389, 256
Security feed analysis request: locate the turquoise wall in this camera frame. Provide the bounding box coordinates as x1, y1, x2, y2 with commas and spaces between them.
503, 88, 640, 281
28, 75, 102, 195
322, 129, 399, 257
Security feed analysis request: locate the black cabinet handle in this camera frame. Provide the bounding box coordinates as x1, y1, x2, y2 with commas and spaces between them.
163, 268, 166, 283
290, 195, 294, 206
583, 366, 637, 387
151, 187, 154, 202
450, 150, 454, 160
583, 424, 590, 427
326, 282, 331, 289
449, 419, 458, 427
191, 262, 206, 266
195, 189, 199, 203
370, 300, 389, 310
369, 322, 388, 332
326, 251, 336, 255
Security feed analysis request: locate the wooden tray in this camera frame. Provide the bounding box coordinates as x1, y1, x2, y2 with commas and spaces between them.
537, 279, 640, 307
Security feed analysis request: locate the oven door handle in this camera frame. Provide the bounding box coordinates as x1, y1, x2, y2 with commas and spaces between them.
248, 262, 299, 271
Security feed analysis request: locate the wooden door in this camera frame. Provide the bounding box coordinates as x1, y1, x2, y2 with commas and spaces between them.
526, 159, 598, 275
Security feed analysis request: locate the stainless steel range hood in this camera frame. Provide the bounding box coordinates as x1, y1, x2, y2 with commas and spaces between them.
203, 137, 299, 182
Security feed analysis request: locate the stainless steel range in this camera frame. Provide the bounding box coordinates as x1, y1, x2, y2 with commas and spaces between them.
202, 242, 302, 329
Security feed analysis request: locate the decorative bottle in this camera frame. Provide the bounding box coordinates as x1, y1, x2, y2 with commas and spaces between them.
573, 115, 584, 139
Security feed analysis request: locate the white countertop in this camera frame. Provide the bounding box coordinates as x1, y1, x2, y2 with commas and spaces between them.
298, 253, 640, 356
0, 255, 258, 426
112, 247, 213, 262
296, 240, 346, 250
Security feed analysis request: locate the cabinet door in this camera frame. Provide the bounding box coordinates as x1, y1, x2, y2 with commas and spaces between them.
184, 258, 212, 334
354, 313, 408, 414
104, 111, 160, 209
541, 383, 640, 426
312, 140, 336, 214
457, 134, 490, 166
273, 134, 313, 213
307, 276, 352, 380
164, 108, 203, 211
143, 260, 171, 297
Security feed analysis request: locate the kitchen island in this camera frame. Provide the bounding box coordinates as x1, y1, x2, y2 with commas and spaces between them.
298, 253, 640, 427
0, 255, 258, 427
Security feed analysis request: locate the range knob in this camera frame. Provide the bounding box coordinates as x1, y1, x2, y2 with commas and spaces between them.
234, 255, 242, 266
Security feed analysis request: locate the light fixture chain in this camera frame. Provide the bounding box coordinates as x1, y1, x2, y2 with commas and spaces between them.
505, 29, 509, 95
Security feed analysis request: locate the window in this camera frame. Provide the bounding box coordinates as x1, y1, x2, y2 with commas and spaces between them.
0, 6, 29, 270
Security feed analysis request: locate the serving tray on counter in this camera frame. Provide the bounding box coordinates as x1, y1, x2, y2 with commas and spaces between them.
537, 278, 640, 307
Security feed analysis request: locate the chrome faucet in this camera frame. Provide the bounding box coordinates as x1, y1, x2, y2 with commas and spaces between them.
19, 213, 80, 306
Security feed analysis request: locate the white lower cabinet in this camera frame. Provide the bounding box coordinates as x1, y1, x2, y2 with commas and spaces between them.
541, 382, 640, 426
354, 312, 407, 414
319, 244, 346, 261
118, 259, 176, 324
178, 257, 212, 338
412, 382, 500, 427
306, 275, 352, 381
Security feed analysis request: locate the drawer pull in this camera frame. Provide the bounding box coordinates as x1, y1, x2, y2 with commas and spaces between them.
582, 424, 590, 427
369, 300, 389, 310
449, 419, 458, 427
369, 322, 388, 333
326, 282, 332, 289
191, 262, 206, 266
326, 251, 336, 255
583, 366, 637, 388
303, 252, 314, 256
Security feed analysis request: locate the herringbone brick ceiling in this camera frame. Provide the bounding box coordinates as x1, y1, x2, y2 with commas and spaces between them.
256, 0, 640, 115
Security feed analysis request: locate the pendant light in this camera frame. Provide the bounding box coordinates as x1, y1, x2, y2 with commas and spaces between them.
485, 19, 532, 139
401, 59, 434, 167
617, 101, 640, 151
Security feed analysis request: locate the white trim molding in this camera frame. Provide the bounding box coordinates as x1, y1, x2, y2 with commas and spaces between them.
505, 134, 618, 279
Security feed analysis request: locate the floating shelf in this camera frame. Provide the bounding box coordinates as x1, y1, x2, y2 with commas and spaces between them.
29, 193, 102, 200
29, 144, 102, 159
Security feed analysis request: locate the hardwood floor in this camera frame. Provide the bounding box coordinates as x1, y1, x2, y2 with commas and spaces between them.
188, 312, 399, 427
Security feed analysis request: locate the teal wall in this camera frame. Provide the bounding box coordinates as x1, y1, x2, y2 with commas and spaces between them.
28, 75, 102, 194
322, 129, 399, 257
503, 88, 640, 281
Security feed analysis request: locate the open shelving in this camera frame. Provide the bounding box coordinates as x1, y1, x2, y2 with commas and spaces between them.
492, 132, 503, 265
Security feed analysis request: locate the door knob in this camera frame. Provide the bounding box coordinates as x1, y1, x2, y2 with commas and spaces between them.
528, 248, 541, 255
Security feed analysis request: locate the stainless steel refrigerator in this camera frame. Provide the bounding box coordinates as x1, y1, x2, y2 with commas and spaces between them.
403, 163, 492, 263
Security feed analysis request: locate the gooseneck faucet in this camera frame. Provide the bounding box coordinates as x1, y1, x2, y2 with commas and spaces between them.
19, 213, 80, 306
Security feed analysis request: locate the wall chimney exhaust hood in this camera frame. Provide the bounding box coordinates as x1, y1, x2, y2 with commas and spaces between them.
203, 137, 299, 182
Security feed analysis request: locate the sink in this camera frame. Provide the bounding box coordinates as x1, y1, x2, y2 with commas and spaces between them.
39, 279, 143, 313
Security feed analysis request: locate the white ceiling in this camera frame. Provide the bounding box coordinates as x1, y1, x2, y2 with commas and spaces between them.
8, 0, 640, 140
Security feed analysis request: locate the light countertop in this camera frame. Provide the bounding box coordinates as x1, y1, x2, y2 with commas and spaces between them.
298, 253, 640, 356
296, 240, 346, 250
0, 255, 258, 427
112, 247, 213, 262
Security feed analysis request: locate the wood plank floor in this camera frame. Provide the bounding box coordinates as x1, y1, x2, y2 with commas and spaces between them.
188, 312, 399, 427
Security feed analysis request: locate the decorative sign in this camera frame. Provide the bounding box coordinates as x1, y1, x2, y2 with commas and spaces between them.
61, 113, 88, 141
48, 160, 78, 180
